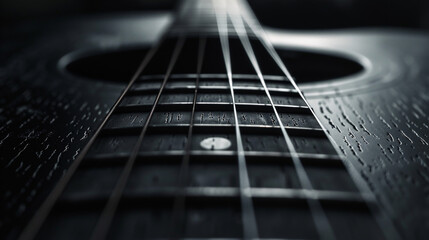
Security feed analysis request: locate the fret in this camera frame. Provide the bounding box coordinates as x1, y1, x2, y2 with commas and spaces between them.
117, 102, 311, 113
197, 91, 233, 102
135, 74, 295, 90
159, 92, 195, 103
19, 0, 400, 240
170, 36, 205, 237
128, 84, 299, 95
165, 79, 196, 88
239, 1, 397, 238
131, 79, 162, 89
214, 1, 259, 238
18, 14, 167, 239
89, 36, 187, 240
119, 94, 155, 106
227, 7, 336, 239
162, 36, 206, 237
245, 151, 342, 162
127, 87, 306, 107
58, 187, 371, 207
82, 150, 342, 166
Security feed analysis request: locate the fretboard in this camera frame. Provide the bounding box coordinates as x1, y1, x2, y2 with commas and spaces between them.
20, 0, 400, 239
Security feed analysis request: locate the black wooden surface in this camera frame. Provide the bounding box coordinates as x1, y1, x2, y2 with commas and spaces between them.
277, 29, 429, 240
0, 13, 429, 239
0, 13, 170, 239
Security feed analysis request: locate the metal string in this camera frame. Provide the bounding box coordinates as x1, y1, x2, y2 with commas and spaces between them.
89, 36, 186, 240
171, 36, 207, 238
17, 32, 167, 240
213, 0, 259, 238
236, 0, 401, 239
227, 1, 336, 239
18, 0, 401, 239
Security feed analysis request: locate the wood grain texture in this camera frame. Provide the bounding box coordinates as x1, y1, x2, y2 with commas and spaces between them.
309, 86, 429, 239
290, 29, 429, 240
0, 13, 170, 239
1, 13, 429, 239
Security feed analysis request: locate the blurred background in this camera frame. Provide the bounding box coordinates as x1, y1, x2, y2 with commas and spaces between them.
1, 0, 429, 30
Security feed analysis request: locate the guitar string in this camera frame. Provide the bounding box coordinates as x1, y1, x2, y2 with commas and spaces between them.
237, 0, 401, 239
227, 1, 336, 239
170, 3, 205, 236
17, 29, 168, 240
213, 0, 259, 238
243, 18, 402, 239
171, 36, 207, 237
17, 1, 400, 240
89, 35, 186, 240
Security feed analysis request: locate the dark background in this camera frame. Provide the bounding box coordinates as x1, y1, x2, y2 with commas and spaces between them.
1, 0, 429, 239
1, 0, 429, 30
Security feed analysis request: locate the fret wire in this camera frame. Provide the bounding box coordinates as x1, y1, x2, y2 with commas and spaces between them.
213, 0, 259, 239
18, 1, 401, 240
171, 37, 207, 237
237, 0, 401, 239
227, 1, 336, 239
252, 27, 402, 239
17, 30, 167, 240
89, 36, 186, 240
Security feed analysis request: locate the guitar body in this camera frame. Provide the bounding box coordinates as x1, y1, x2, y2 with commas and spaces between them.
1, 11, 429, 239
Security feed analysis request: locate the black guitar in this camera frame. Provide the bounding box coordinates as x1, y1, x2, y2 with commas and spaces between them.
1, 0, 429, 239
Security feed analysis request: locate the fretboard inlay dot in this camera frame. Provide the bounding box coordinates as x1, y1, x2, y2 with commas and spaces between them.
200, 137, 232, 150
26, 0, 398, 239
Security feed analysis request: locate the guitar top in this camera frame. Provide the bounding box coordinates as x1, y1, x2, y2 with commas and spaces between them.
1, 0, 429, 239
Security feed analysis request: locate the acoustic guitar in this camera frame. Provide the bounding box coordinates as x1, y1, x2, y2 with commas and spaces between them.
1, 0, 428, 239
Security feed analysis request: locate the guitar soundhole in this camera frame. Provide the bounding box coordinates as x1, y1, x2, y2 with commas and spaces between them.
61, 46, 364, 85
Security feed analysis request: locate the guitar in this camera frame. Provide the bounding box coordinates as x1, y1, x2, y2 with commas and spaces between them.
1, 0, 428, 239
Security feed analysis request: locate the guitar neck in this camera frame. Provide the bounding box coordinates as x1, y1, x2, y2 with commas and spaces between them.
19, 0, 400, 240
